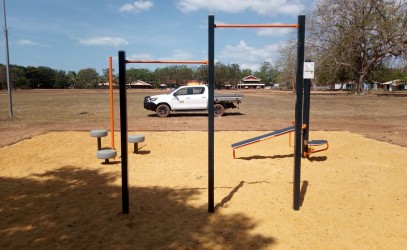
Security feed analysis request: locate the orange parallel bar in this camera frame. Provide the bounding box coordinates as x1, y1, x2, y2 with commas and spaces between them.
109, 56, 115, 149
126, 60, 208, 65
215, 24, 299, 28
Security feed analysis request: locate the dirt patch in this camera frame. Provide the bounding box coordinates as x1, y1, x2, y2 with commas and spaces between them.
0, 131, 405, 249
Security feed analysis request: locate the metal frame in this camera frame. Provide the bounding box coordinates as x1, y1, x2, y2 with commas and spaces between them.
118, 51, 208, 214
117, 14, 306, 214
209, 15, 305, 211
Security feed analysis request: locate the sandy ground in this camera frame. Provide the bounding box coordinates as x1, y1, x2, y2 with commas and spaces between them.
0, 130, 406, 249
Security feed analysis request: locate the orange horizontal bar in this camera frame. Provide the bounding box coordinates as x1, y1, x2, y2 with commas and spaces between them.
126, 60, 208, 65
215, 24, 298, 28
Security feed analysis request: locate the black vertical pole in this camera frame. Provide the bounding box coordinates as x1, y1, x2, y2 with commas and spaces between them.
208, 14, 215, 213
302, 74, 311, 157
118, 51, 129, 214
293, 15, 305, 211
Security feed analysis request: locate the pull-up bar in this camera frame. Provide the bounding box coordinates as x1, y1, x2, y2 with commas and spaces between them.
215, 24, 299, 28
118, 51, 208, 214
125, 60, 208, 65
208, 14, 306, 213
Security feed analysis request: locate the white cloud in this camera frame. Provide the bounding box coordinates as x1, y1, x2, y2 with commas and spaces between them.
16, 39, 50, 47
127, 53, 155, 60
78, 36, 129, 46
17, 39, 39, 46
159, 50, 195, 61
256, 24, 295, 37
119, 4, 135, 12
176, 0, 305, 16
219, 40, 279, 71
119, 0, 154, 13
127, 50, 199, 62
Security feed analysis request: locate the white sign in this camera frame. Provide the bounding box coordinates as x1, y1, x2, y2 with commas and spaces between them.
304, 62, 315, 79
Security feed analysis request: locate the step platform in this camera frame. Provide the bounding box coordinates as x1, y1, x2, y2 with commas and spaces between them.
304, 140, 329, 157
97, 148, 117, 163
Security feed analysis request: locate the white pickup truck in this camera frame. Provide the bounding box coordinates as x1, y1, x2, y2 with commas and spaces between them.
144, 85, 243, 117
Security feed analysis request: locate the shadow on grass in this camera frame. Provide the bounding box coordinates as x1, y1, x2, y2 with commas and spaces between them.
0, 167, 275, 249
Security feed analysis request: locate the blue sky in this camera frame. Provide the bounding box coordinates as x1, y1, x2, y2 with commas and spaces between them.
3, 0, 315, 73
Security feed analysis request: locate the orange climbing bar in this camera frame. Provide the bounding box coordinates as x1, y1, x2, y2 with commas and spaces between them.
126, 60, 208, 65
215, 24, 299, 28
109, 56, 115, 149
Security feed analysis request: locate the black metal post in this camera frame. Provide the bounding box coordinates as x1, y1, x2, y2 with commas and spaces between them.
208, 14, 215, 213
293, 15, 305, 211
118, 51, 129, 214
302, 76, 311, 157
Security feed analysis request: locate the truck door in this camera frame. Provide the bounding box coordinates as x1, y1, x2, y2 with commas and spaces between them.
188, 86, 207, 109
170, 87, 190, 110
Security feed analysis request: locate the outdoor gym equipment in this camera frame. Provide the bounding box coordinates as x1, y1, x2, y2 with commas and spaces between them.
90, 57, 118, 164
90, 129, 117, 163
209, 15, 310, 211
230, 74, 329, 159
117, 53, 208, 214
128, 134, 145, 154
116, 14, 321, 214
231, 126, 295, 159
303, 140, 329, 157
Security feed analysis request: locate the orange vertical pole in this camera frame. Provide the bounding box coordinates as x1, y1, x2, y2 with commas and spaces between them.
109, 56, 115, 149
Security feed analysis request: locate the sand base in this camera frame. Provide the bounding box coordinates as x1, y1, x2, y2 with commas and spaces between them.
0, 131, 406, 249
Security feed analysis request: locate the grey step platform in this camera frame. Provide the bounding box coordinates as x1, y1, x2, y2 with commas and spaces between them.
90, 130, 108, 150
305, 140, 328, 146
97, 149, 117, 163
128, 135, 145, 154
90, 129, 108, 137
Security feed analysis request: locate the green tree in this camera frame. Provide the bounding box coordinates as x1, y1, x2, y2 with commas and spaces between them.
54, 70, 71, 89
254, 61, 279, 85
77, 68, 99, 89
227, 64, 241, 87
193, 65, 208, 84
11, 66, 28, 89
66, 71, 78, 89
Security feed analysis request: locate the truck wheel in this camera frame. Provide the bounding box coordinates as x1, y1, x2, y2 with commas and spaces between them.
156, 104, 170, 117
214, 103, 225, 117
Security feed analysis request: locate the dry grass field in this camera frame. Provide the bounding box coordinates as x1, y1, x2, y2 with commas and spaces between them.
1, 89, 407, 147
0, 89, 406, 249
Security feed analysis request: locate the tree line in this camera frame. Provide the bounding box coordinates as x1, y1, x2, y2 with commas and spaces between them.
0, 62, 282, 90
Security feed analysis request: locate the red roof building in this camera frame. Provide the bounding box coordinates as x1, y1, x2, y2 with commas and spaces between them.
239, 75, 265, 89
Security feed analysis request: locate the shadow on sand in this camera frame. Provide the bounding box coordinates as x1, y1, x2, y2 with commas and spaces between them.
0, 166, 275, 249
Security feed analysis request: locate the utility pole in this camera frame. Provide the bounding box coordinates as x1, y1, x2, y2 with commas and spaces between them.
3, 0, 12, 118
